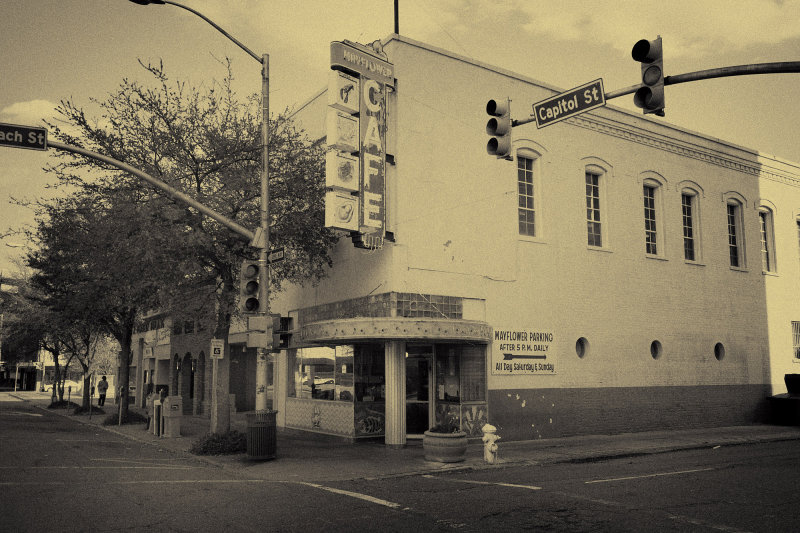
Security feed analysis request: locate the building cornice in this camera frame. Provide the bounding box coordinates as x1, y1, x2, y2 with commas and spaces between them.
569, 114, 800, 188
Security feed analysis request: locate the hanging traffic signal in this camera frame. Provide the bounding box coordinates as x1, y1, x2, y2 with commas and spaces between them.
486, 98, 513, 159
632, 36, 665, 116
239, 260, 261, 315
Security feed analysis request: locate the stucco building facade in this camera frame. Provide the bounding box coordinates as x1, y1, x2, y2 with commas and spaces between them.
135, 35, 800, 445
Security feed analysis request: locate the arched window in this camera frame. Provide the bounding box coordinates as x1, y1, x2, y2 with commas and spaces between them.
515, 141, 546, 240
758, 204, 776, 273
723, 193, 747, 268
517, 150, 539, 237
641, 174, 666, 257
680, 187, 702, 262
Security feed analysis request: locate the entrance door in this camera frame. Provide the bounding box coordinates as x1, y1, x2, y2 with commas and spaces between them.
406, 346, 433, 436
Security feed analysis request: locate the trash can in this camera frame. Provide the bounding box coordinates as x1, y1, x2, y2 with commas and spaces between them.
161, 396, 183, 438
246, 410, 277, 460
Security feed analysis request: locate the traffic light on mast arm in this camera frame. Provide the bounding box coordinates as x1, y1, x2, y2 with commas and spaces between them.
632, 36, 665, 116
486, 98, 513, 160
239, 260, 261, 315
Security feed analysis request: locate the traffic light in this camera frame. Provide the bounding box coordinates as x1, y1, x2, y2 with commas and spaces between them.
486, 98, 512, 159
632, 36, 665, 116
239, 260, 261, 315
270, 314, 291, 352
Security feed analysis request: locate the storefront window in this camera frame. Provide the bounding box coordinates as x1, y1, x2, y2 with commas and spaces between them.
460, 346, 486, 402
289, 345, 357, 401
354, 344, 384, 402
435, 346, 460, 403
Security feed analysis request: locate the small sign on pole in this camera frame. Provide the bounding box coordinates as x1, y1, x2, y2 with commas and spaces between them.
210, 338, 225, 360
267, 247, 285, 264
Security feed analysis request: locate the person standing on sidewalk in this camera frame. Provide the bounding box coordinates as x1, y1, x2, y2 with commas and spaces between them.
97, 376, 109, 406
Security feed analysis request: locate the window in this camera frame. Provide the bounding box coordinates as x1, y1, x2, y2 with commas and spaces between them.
518, 155, 535, 236
290, 345, 353, 401
643, 184, 658, 254
793, 321, 800, 361
682, 192, 697, 261
759, 208, 775, 273
586, 171, 602, 246
796, 218, 800, 267
727, 201, 744, 267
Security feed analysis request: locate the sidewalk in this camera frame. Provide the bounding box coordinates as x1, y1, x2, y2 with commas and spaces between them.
15, 391, 800, 482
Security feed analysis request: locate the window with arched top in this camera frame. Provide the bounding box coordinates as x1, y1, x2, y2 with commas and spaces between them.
516, 149, 540, 238
758, 204, 776, 273
724, 195, 746, 269
641, 175, 666, 257
680, 187, 702, 262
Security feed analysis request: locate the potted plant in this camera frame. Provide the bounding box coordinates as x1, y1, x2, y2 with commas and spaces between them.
423, 410, 468, 463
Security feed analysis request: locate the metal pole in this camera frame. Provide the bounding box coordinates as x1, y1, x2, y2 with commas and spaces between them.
131, 0, 272, 421
513, 61, 800, 127
47, 140, 255, 242
255, 53, 270, 412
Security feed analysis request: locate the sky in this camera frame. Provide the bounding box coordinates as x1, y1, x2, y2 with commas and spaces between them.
1, 0, 799, 274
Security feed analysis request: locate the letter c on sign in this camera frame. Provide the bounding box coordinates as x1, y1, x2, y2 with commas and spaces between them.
364, 79, 381, 113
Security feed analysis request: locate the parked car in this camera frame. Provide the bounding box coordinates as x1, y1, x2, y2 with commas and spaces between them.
44, 380, 81, 393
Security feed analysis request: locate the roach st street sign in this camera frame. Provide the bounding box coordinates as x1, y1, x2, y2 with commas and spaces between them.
0, 122, 47, 150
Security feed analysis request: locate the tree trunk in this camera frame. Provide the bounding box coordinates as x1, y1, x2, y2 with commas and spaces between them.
117, 331, 133, 425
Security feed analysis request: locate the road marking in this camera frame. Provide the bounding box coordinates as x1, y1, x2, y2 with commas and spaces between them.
0, 465, 195, 470
584, 467, 717, 484
2, 411, 42, 416
422, 474, 541, 490
294, 482, 405, 509
0, 480, 264, 486
57, 439, 123, 443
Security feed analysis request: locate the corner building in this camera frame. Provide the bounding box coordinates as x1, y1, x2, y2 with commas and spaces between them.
183, 35, 800, 446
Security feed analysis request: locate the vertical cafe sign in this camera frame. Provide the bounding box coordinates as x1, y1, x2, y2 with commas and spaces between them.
325, 40, 394, 248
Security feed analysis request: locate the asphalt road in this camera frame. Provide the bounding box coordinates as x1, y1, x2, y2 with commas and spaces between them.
2, 394, 799, 532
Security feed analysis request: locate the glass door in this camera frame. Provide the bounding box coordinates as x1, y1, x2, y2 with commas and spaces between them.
406, 345, 433, 436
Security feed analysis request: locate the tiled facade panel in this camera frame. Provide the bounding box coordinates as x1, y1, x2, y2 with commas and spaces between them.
285, 398, 355, 437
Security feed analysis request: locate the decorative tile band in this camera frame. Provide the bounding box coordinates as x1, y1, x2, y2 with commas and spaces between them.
301, 317, 492, 344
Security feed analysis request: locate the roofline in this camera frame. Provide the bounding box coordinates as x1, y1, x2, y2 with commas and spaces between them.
384, 34, 799, 170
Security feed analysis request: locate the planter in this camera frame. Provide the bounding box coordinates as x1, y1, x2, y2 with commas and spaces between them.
423, 430, 468, 463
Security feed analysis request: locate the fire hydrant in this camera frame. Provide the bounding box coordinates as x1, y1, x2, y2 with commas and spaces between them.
482, 424, 500, 464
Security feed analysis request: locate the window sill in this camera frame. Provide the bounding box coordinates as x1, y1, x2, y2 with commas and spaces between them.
587, 246, 613, 254
684, 260, 706, 267
730, 266, 749, 273
762, 270, 779, 277
518, 236, 548, 245
645, 254, 668, 262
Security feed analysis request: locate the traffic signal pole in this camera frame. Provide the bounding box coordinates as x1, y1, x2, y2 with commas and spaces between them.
605, 61, 800, 100
47, 139, 255, 242
512, 61, 800, 128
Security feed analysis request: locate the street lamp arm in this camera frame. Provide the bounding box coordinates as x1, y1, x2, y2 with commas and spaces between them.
48, 139, 256, 242
160, 1, 262, 64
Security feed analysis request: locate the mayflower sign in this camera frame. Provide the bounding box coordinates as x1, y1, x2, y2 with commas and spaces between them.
492, 327, 557, 375
325, 40, 394, 249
